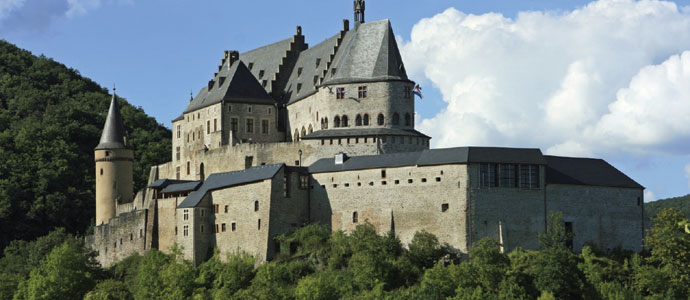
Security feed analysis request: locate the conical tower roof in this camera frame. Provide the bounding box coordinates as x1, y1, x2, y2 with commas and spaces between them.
95, 92, 129, 150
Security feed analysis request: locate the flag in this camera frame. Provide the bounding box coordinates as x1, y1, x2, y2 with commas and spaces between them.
413, 84, 423, 99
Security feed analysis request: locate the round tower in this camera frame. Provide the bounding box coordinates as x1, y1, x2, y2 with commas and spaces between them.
94, 91, 133, 225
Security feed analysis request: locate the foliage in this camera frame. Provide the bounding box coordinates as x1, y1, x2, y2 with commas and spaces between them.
2, 210, 690, 299
645, 194, 690, 222
0, 40, 171, 251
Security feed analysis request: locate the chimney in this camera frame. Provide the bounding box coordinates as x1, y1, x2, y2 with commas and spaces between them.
225, 50, 240, 69
335, 153, 348, 165
343, 19, 349, 31
296, 26, 302, 36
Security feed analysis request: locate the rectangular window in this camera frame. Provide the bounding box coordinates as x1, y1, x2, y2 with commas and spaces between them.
258, 219, 261, 230
404, 86, 411, 98
216, 224, 219, 233
232, 222, 236, 232
247, 106, 252, 113
498, 164, 517, 188
336, 87, 346, 99
214, 119, 217, 132
284, 172, 291, 197
480, 163, 497, 188
224, 205, 228, 213
222, 223, 226, 232
231, 118, 238, 133
358, 86, 367, 98
299, 175, 309, 189
183, 225, 188, 236
261, 119, 269, 134
246, 118, 254, 133
176, 147, 180, 161
207, 120, 210, 134
175, 167, 180, 180
519, 165, 540, 189
214, 204, 219, 214
187, 161, 190, 175
183, 209, 189, 220
176, 125, 181, 139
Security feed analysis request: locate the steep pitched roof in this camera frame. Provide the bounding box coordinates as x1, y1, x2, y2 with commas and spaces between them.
544, 155, 643, 189
322, 19, 409, 85
284, 33, 342, 104
240, 38, 294, 94
95, 94, 129, 150
184, 61, 275, 113
309, 147, 545, 173
178, 164, 284, 208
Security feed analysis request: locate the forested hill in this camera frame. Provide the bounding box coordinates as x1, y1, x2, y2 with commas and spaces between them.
646, 194, 690, 220
0, 40, 171, 251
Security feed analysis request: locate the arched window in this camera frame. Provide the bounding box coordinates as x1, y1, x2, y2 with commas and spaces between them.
308, 124, 313, 133
294, 129, 299, 142
324, 117, 328, 129
377, 114, 384, 125
355, 114, 362, 126
363, 114, 370, 126
334, 116, 341, 128
199, 163, 205, 181
342, 115, 349, 127
254, 201, 259, 211
405, 113, 411, 126
392, 113, 400, 125
352, 211, 358, 223
301, 126, 306, 137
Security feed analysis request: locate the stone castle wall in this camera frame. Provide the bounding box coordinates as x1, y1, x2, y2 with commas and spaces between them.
546, 184, 644, 252
87, 209, 148, 267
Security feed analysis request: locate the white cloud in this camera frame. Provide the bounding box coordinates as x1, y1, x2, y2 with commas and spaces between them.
0, 0, 25, 20
644, 190, 656, 202
685, 164, 690, 188
401, 0, 690, 157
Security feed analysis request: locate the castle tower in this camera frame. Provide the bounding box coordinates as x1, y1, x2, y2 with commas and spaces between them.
94, 91, 134, 225
354, 0, 365, 27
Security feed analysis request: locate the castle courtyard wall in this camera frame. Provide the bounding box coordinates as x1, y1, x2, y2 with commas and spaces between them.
87, 209, 148, 267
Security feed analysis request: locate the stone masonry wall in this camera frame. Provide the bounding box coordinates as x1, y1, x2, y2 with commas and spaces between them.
87, 209, 148, 268
267, 168, 310, 260
310, 163, 469, 253
546, 184, 644, 252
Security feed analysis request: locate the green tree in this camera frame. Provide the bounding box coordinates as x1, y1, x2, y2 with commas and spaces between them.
13, 241, 97, 300
84, 280, 134, 300
407, 230, 443, 270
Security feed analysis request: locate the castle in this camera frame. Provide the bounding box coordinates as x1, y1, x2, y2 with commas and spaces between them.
87, 1, 646, 267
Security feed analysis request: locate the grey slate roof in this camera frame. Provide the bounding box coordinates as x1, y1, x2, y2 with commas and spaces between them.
96, 94, 129, 150
285, 33, 341, 104
178, 164, 285, 208
301, 128, 429, 139
309, 147, 545, 173
184, 61, 275, 113
161, 181, 202, 193
240, 38, 294, 94
544, 156, 643, 189
148, 179, 199, 189
322, 20, 409, 85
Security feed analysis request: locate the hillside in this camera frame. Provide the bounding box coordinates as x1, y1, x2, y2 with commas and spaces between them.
646, 194, 690, 221
0, 40, 171, 251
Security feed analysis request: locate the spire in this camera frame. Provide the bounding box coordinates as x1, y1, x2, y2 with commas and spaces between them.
354, 0, 365, 28
95, 90, 128, 150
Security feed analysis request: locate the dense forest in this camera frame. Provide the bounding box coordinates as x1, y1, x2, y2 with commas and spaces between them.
646, 194, 690, 221
0, 210, 689, 300
0, 40, 171, 251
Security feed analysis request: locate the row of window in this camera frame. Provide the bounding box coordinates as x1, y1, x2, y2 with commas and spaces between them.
323, 176, 443, 189
319, 112, 412, 130
334, 85, 414, 100
350, 204, 448, 224
479, 164, 540, 189
212, 201, 260, 214
230, 117, 271, 135
176, 220, 260, 237
319, 136, 429, 146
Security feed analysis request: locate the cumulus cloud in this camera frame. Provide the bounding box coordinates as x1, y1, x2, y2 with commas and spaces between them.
401, 0, 690, 157
644, 190, 656, 202
0, 0, 25, 20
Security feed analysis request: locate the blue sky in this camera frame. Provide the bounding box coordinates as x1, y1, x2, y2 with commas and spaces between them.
2, 0, 690, 201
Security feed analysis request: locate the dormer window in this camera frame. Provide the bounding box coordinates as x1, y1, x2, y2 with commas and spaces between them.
258, 70, 265, 79
297, 83, 302, 93
297, 67, 303, 77
248, 62, 254, 70
313, 75, 318, 85
331, 68, 337, 76
316, 58, 321, 67
262, 80, 267, 87
219, 77, 226, 86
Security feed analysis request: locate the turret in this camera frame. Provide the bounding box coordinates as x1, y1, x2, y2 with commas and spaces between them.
94, 90, 134, 225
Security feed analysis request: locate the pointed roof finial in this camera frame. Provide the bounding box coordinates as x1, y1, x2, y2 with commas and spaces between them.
95, 89, 128, 150
354, 0, 365, 27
